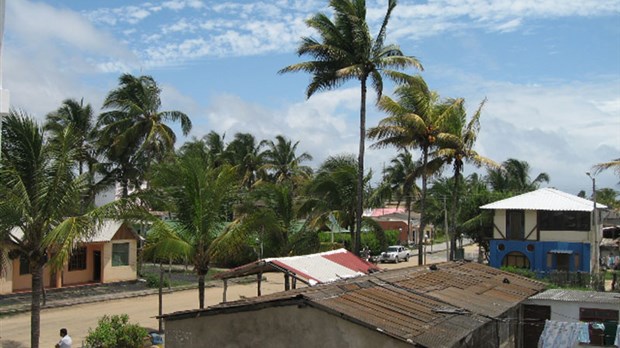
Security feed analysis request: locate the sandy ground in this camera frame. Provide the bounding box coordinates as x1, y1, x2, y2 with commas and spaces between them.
0, 244, 479, 347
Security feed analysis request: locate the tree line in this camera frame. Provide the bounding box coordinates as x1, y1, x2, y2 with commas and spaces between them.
1, 1, 619, 347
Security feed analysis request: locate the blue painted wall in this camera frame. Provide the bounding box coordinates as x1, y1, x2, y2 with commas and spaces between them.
489, 240, 590, 273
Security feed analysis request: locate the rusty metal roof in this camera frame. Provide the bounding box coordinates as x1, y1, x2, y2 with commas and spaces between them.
165, 261, 545, 346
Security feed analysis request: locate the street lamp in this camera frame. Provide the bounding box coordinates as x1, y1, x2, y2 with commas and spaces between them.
586, 172, 599, 276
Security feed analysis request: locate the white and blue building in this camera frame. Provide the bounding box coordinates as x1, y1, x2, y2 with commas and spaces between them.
481, 188, 606, 274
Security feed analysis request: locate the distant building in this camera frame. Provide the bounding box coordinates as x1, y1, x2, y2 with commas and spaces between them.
0, 220, 141, 295
162, 261, 545, 347
481, 188, 607, 274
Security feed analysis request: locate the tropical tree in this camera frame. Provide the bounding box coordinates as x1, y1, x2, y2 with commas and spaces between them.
225, 133, 266, 190
487, 158, 550, 194
382, 150, 420, 243
280, 0, 422, 254
45, 98, 97, 175
261, 135, 313, 186
592, 158, 620, 182
595, 188, 619, 209
0, 111, 127, 348
435, 97, 497, 259
146, 143, 237, 309
97, 73, 192, 197
368, 74, 461, 264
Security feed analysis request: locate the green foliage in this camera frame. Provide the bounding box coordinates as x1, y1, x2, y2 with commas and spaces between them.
500, 266, 537, 279
85, 314, 147, 348
319, 229, 398, 255
143, 273, 170, 289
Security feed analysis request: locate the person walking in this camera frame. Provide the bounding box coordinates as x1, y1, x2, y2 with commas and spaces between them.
55, 328, 72, 348
611, 259, 620, 291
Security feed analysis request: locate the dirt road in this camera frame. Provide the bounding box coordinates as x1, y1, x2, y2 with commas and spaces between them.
1, 245, 479, 347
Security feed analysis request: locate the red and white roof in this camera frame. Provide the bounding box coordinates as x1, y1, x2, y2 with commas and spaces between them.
216, 248, 381, 286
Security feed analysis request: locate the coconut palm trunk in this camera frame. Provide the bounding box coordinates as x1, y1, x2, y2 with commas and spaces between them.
198, 272, 207, 309
355, 76, 368, 255
418, 148, 429, 265
30, 264, 43, 348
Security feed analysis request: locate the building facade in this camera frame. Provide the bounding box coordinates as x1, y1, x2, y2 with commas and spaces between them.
482, 188, 606, 274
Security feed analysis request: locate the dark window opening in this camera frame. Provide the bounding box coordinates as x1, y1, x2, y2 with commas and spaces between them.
506, 210, 525, 240
68, 247, 87, 271
502, 251, 530, 269
19, 254, 30, 275
539, 211, 590, 231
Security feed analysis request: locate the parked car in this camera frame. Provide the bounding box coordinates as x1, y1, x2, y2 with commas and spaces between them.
379, 245, 410, 263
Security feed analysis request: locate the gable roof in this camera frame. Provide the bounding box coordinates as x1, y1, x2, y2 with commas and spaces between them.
166, 262, 546, 346
215, 248, 380, 285
480, 187, 607, 211
8, 220, 140, 244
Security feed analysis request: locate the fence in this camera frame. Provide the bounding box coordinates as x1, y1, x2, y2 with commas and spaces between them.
544, 271, 607, 290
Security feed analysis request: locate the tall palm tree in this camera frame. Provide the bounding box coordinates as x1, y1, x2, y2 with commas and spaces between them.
261, 135, 313, 185
0, 111, 127, 348
146, 144, 237, 309
435, 98, 497, 259
487, 158, 550, 194
280, 0, 422, 255
368, 74, 460, 264
225, 133, 266, 190
97, 73, 192, 197
45, 98, 96, 175
383, 150, 420, 242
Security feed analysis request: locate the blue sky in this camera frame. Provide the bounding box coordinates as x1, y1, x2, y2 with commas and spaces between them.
3, 0, 620, 195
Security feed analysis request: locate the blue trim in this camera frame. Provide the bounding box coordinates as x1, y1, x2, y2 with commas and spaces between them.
489, 240, 590, 273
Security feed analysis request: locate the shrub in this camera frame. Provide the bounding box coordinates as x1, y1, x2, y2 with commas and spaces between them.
85, 314, 148, 348
144, 273, 170, 288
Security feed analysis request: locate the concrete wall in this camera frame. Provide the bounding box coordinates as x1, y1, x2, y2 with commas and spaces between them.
539, 230, 589, 243
62, 244, 104, 286
102, 240, 137, 283
0, 257, 13, 294
11, 258, 52, 291
524, 298, 620, 322
165, 305, 412, 348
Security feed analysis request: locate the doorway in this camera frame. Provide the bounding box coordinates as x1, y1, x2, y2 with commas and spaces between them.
93, 250, 101, 282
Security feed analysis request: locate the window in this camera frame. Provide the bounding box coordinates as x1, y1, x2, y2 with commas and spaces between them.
579, 308, 619, 346
112, 243, 130, 266
19, 254, 30, 275
502, 251, 530, 269
506, 210, 525, 240
539, 211, 590, 231
68, 247, 87, 271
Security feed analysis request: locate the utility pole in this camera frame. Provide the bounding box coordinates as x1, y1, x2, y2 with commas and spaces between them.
0, 0, 9, 158
586, 172, 600, 277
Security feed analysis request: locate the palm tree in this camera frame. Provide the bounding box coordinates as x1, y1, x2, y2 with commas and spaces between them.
97, 73, 192, 197
368, 74, 461, 264
383, 150, 420, 243
225, 133, 266, 190
45, 98, 97, 175
146, 144, 237, 309
280, 0, 422, 255
487, 158, 550, 194
0, 111, 127, 348
592, 158, 620, 181
435, 98, 497, 260
261, 135, 313, 185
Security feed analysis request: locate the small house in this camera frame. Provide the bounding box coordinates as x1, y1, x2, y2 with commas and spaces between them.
0, 220, 141, 294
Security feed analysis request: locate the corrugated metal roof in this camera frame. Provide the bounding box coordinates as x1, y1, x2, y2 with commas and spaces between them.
166, 262, 546, 346
480, 187, 607, 211
215, 248, 381, 284
7, 220, 134, 243
528, 289, 620, 304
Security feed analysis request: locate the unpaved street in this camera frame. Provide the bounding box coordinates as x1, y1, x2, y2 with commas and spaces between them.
0, 246, 473, 347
